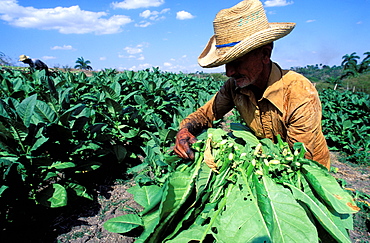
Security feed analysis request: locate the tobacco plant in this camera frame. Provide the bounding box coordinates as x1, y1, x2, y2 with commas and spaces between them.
0, 67, 224, 223
320, 89, 370, 165
104, 124, 359, 242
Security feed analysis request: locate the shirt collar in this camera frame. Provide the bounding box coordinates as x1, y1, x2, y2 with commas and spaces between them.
263, 62, 284, 113
237, 62, 284, 113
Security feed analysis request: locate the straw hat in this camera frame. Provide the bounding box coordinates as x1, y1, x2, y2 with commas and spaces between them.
19, 54, 30, 62
198, 0, 295, 68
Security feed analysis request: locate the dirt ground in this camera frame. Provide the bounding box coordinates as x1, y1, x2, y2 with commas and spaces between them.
1, 152, 369, 243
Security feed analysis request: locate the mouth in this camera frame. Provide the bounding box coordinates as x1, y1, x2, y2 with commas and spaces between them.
233, 76, 248, 87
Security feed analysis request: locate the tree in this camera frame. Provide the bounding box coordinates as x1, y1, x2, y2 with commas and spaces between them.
0, 51, 12, 66
74, 57, 93, 70
358, 51, 370, 73
341, 52, 360, 69
341, 52, 360, 79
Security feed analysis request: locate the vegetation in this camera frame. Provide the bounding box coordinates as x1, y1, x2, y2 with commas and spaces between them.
105, 126, 358, 242
0, 67, 224, 217
74, 56, 93, 70
341, 52, 370, 79
291, 64, 343, 84
0, 51, 12, 66
0, 50, 369, 241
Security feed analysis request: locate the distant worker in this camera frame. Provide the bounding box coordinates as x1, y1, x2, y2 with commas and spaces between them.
19, 54, 49, 74
19, 54, 56, 95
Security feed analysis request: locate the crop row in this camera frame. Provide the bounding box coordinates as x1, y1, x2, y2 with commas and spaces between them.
0, 67, 368, 213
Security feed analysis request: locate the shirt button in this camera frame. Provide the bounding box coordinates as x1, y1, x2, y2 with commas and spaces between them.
255, 110, 259, 115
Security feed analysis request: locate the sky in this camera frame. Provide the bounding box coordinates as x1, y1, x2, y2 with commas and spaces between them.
1, 0, 369, 73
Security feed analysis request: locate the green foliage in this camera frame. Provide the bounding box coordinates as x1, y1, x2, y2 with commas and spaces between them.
342, 72, 370, 94
291, 64, 343, 85
74, 57, 93, 70
0, 67, 224, 222
320, 89, 370, 165
104, 126, 358, 242
341, 52, 370, 79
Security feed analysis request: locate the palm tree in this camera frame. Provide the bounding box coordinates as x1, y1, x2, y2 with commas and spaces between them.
358, 51, 370, 73
74, 57, 93, 70
341, 52, 360, 70
341, 52, 360, 79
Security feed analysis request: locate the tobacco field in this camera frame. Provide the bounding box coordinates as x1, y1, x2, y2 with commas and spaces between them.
0, 67, 369, 242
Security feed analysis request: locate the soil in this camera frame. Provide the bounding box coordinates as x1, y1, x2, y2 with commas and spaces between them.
1, 152, 369, 243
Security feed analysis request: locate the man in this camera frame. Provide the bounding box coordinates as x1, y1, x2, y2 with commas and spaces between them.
174, 0, 330, 169
19, 54, 49, 74
19, 54, 57, 95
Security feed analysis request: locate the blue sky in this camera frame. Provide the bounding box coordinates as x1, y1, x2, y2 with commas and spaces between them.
1, 0, 369, 73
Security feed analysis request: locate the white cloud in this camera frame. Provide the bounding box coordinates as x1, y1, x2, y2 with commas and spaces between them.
176, 10, 195, 20
264, 0, 293, 7
112, 0, 164, 10
122, 43, 149, 60
128, 63, 153, 71
51, 45, 74, 50
140, 10, 152, 18
139, 8, 169, 20
42, 56, 56, 60
135, 21, 152, 28
356, 21, 363, 24
99, 57, 107, 61
0, 0, 132, 34
137, 8, 169, 27
306, 19, 316, 23
124, 46, 143, 55
137, 55, 145, 60
163, 62, 172, 67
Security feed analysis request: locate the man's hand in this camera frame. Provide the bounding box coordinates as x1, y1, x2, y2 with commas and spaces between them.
174, 128, 197, 160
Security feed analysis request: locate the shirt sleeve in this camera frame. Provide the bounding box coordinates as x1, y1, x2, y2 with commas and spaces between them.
179, 78, 235, 134
34, 60, 48, 70
285, 88, 330, 169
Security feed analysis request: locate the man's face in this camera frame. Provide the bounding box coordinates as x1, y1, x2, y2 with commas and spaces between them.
225, 48, 265, 88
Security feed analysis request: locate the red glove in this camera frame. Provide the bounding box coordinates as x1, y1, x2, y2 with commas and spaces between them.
174, 128, 197, 160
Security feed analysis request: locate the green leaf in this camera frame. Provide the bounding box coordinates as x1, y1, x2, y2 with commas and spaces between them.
16, 94, 37, 127
135, 210, 161, 243
134, 94, 146, 106
342, 120, 352, 130
67, 182, 93, 200
232, 130, 259, 147
127, 184, 163, 215
113, 145, 127, 163
103, 214, 143, 233
302, 165, 360, 214
147, 160, 202, 242
38, 183, 68, 208
49, 162, 76, 169
166, 225, 209, 243
286, 183, 352, 243
0, 185, 9, 196
213, 178, 271, 242
31, 100, 57, 124
262, 176, 318, 242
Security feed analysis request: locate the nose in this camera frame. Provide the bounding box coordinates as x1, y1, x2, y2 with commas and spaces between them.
225, 63, 236, 77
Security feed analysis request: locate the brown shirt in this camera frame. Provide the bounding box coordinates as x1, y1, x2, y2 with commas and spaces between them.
180, 63, 330, 169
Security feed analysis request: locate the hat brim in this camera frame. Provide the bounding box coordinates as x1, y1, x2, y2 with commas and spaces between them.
198, 22, 295, 68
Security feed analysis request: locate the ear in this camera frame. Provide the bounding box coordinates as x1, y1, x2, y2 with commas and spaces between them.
261, 45, 272, 64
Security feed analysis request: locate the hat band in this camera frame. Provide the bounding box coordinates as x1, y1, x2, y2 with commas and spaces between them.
215, 41, 240, 48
